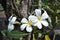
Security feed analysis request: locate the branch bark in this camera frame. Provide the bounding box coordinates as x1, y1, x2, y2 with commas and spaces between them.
20, 0, 28, 17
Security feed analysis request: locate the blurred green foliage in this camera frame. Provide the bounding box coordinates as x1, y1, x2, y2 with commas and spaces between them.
55, 35, 60, 40
42, 0, 60, 14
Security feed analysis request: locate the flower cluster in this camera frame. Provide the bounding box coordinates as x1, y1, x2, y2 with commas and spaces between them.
8, 8, 50, 32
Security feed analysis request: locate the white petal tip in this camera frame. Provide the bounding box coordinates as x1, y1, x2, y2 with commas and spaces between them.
26, 26, 32, 32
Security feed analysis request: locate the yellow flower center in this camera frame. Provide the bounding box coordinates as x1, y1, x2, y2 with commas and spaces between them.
37, 17, 42, 21
27, 21, 32, 26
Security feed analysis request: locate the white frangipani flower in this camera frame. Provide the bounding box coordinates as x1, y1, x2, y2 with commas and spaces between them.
29, 9, 49, 29
20, 18, 32, 32
8, 15, 17, 31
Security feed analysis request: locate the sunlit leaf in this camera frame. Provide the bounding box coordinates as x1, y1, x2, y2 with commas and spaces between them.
45, 35, 51, 40
56, 9, 60, 14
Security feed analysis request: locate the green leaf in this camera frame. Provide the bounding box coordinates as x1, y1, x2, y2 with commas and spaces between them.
1, 30, 28, 38
1, 30, 8, 36
56, 9, 60, 14
42, 3, 54, 13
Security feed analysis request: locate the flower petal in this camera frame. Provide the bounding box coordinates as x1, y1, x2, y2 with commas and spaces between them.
41, 11, 49, 19
8, 15, 13, 21
28, 15, 37, 23
10, 17, 17, 24
26, 26, 32, 32
8, 24, 14, 31
48, 17, 51, 23
21, 18, 28, 23
35, 9, 41, 16
36, 22, 42, 29
41, 20, 49, 27
20, 24, 27, 30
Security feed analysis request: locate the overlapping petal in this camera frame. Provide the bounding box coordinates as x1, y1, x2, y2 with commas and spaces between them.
26, 26, 32, 32
36, 22, 42, 29
8, 24, 14, 31
8, 15, 13, 21
10, 17, 17, 24
41, 11, 49, 19
35, 9, 41, 16
41, 20, 48, 27
20, 24, 27, 30
21, 18, 28, 23
29, 15, 37, 23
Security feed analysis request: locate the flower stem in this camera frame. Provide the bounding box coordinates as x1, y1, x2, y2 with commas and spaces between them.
32, 34, 35, 40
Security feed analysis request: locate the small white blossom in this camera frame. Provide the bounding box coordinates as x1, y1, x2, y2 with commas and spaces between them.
29, 9, 49, 29
8, 15, 17, 31
20, 18, 32, 32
